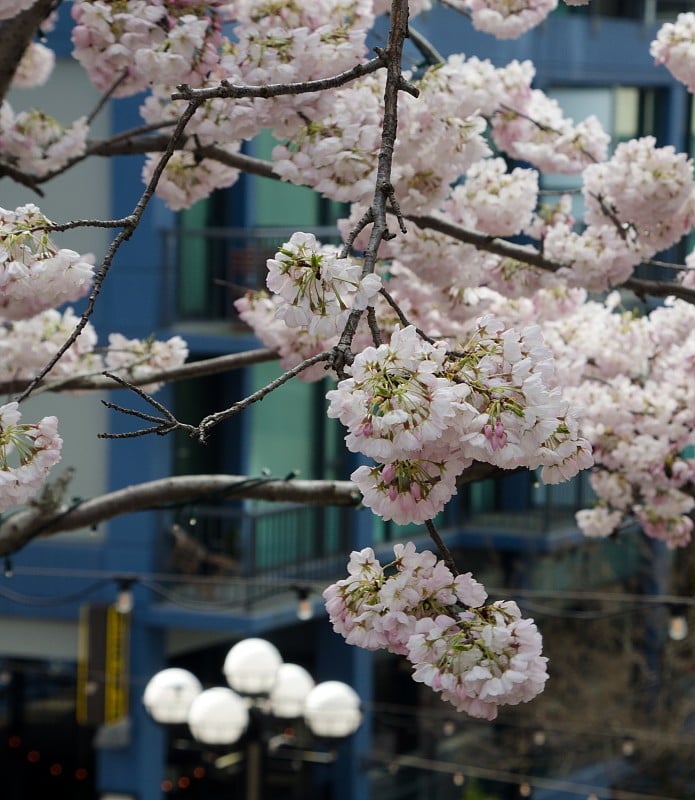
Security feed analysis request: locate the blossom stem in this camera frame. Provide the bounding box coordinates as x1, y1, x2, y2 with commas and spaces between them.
424, 518, 458, 576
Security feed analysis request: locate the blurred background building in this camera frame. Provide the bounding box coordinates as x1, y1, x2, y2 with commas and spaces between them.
1, 2, 695, 799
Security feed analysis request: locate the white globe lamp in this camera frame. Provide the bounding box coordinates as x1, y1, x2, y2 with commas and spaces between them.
304, 681, 362, 738
143, 668, 203, 724
223, 638, 283, 695
187, 687, 250, 745
269, 663, 316, 718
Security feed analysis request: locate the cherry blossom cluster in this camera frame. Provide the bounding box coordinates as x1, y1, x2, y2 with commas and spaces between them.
326, 322, 592, 525
265, 232, 381, 338
0, 402, 62, 512
12, 42, 55, 89
491, 291, 695, 548
219, 0, 373, 141
570, 374, 695, 549
445, 158, 539, 237
105, 333, 189, 391
464, 0, 558, 40
538, 137, 695, 289
0, 204, 94, 320
141, 148, 242, 211
270, 70, 383, 200
273, 61, 492, 213
583, 136, 695, 257
324, 543, 548, 719
0, 105, 89, 178
0, 0, 35, 19
394, 70, 491, 214
272, 52, 605, 213
132, 0, 375, 206
0, 308, 100, 385
408, 602, 549, 719
71, 0, 225, 97
651, 12, 695, 93
543, 222, 641, 292
492, 88, 610, 173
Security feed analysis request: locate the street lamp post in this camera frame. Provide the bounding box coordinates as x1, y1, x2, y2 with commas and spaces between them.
143, 638, 362, 800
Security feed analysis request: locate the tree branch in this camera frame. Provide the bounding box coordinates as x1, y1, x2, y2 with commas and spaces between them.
171, 54, 390, 102
0, 473, 363, 556
0, 0, 57, 103
0, 459, 521, 557
10, 347, 279, 397
406, 213, 695, 304
331, 0, 414, 376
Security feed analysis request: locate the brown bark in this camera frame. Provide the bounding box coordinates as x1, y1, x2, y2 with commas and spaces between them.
0, 0, 57, 103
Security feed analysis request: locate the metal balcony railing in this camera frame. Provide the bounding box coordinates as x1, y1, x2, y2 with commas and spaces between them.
161, 225, 343, 326
160, 501, 353, 608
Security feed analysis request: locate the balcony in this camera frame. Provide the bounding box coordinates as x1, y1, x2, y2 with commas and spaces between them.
158, 501, 355, 610
161, 225, 343, 328
154, 468, 639, 615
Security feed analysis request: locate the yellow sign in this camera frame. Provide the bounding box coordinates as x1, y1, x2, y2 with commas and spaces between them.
77, 603, 131, 726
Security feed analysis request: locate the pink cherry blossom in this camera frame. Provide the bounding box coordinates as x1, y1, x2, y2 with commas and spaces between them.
0, 402, 62, 512
651, 13, 695, 93
0, 104, 88, 177
265, 232, 381, 337
12, 43, 55, 88
0, 204, 94, 320
105, 333, 189, 391
465, 0, 558, 40
0, 0, 35, 19
406, 601, 548, 719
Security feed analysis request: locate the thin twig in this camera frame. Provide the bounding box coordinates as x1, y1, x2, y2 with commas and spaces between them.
379, 287, 437, 343
407, 25, 445, 66
172, 54, 391, 102
340, 207, 374, 259
197, 351, 333, 439
367, 306, 383, 346
98, 372, 183, 438
425, 519, 459, 576
86, 69, 129, 125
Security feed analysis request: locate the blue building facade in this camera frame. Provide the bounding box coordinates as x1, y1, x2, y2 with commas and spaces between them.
0, 4, 692, 800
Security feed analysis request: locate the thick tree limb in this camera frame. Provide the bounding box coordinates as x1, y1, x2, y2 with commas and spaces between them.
0, 474, 362, 556
0, 460, 515, 556
0, 0, 57, 103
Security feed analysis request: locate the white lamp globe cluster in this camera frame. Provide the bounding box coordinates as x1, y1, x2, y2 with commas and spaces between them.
143, 637, 362, 746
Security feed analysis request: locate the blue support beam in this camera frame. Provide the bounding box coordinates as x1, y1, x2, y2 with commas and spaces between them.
96, 616, 167, 800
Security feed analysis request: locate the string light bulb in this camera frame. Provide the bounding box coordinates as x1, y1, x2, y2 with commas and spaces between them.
668, 605, 688, 641
114, 576, 136, 614
4, 556, 13, 578
519, 782, 532, 797
621, 736, 636, 757
295, 586, 313, 620
452, 771, 464, 787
